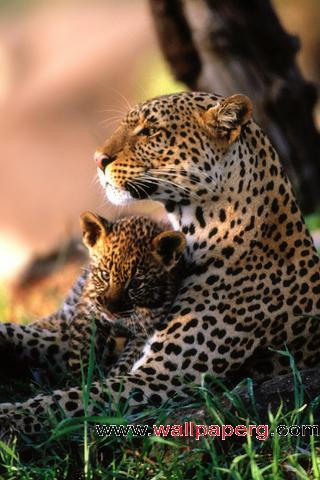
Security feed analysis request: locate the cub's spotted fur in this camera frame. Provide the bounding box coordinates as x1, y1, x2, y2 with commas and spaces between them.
69, 212, 186, 376
1, 91, 320, 436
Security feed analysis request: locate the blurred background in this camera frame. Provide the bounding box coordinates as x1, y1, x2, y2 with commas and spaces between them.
0, 0, 319, 320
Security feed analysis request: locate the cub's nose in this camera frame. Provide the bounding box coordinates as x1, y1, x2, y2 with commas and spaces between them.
107, 299, 123, 314
94, 151, 115, 172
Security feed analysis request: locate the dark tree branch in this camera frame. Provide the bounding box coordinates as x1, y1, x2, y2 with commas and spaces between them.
148, 0, 201, 87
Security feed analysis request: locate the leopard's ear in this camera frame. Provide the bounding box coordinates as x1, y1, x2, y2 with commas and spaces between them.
200, 94, 252, 144
80, 211, 113, 249
152, 231, 186, 270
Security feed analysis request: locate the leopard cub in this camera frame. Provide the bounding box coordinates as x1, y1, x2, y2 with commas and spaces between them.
68, 212, 187, 376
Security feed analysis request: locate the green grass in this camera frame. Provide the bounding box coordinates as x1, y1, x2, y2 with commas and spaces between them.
0, 345, 320, 479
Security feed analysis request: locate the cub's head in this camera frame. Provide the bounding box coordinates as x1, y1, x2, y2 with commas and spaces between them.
95, 92, 252, 207
80, 211, 186, 317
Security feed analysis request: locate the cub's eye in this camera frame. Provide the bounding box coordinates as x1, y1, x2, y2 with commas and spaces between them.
137, 127, 157, 137
100, 271, 109, 281
128, 278, 142, 289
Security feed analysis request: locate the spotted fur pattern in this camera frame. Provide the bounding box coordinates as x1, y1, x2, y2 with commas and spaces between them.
2, 91, 320, 436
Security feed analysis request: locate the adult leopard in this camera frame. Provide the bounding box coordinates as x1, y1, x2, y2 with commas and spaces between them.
1, 91, 320, 435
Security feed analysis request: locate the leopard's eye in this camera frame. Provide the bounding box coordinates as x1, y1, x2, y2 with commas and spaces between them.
128, 277, 142, 289
101, 271, 109, 281
137, 127, 157, 137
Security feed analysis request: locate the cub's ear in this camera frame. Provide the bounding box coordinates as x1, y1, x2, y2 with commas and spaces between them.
152, 231, 186, 270
200, 94, 252, 144
80, 211, 113, 249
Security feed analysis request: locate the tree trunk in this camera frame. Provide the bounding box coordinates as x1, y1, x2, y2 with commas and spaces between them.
149, 0, 320, 214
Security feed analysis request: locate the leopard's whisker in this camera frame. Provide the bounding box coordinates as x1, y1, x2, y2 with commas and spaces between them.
148, 165, 217, 188
150, 165, 215, 183
126, 180, 142, 200
97, 108, 128, 115
139, 174, 200, 201
129, 179, 153, 202
99, 116, 124, 127
143, 171, 200, 191
89, 174, 101, 190
139, 174, 191, 195
147, 167, 218, 196
105, 87, 132, 111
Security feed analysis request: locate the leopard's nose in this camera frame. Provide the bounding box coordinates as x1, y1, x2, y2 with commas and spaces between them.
94, 152, 115, 172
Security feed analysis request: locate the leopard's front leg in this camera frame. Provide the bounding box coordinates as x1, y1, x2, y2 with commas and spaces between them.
0, 367, 186, 436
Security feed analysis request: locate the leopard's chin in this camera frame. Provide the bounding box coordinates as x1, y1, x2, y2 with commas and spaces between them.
105, 183, 134, 206
97, 167, 133, 206
97, 167, 159, 204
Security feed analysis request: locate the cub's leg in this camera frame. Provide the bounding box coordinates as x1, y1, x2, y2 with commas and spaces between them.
67, 304, 97, 376
67, 304, 137, 377
67, 303, 120, 376
100, 308, 165, 376
105, 307, 167, 376
106, 337, 148, 377
94, 308, 160, 377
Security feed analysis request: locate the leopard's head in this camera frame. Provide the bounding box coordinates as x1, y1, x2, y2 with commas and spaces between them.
80, 211, 186, 320
95, 92, 252, 208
